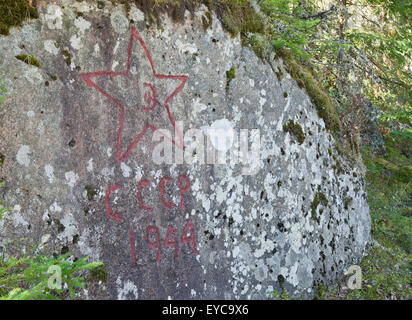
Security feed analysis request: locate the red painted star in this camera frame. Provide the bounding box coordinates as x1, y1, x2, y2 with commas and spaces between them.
81, 26, 187, 163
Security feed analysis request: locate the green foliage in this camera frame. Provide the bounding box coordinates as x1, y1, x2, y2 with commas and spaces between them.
0, 250, 103, 300
312, 0, 409, 125
362, 130, 412, 255
255, 0, 411, 128
344, 0, 412, 124
270, 289, 293, 300
0, 0, 38, 36
261, 0, 320, 60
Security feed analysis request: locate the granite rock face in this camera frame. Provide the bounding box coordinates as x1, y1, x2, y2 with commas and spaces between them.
0, 0, 370, 299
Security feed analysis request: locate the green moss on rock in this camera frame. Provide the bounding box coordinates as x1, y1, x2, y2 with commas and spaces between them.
278, 49, 341, 135
283, 119, 305, 144
134, 0, 198, 24
344, 196, 353, 210
85, 185, 98, 201
0, 153, 4, 168
275, 67, 284, 81
225, 66, 236, 92
62, 50, 72, 66
202, 11, 212, 30
311, 192, 328, 220
97, 1, 105, 9
119, 0, 131, 15
15, 54, 40, 68
242, 33, 270, 60
89, 264, 108, 282
332, 159, 344, 175
216, 0, 265, 37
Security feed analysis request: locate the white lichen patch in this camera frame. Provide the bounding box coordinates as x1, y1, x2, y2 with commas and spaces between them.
70, 34, 82, 50
16, 145, 31, 167
111, 10, 129, 34
71, 1, 93, 13
74, 16, 91, 34
65, 171, 79, 188
44, 4, 63, 30
174, 39, 198, 55
78, 227, 102, 261
116, 277, 138, 300
128, 5, 145, 22
44, 164, 55, 183
87, 158, 94, 172
57, 213, 78, 242
100, 167, 115, 182
24, 68, 43, 85
93, 43, 100, 56
44, 40, 59, 55
120, 162, 132, 178
11, 209, 28, 227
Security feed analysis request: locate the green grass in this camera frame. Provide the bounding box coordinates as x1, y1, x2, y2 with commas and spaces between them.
317, 129, 412, 300
0, 0, 38, 36
15, 54, 40, 68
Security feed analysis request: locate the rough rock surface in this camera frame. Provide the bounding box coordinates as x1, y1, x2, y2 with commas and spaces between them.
0, 1, 370, 299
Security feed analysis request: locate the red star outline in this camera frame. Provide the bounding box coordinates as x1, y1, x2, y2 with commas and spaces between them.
80, 26, 187, 163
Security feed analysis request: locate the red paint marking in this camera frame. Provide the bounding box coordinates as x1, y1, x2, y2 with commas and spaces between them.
129, 229, 136, 266
137, 180, 152, 211
165, 226, 178, 258
80, 26, 187, 163
159, 177, 176, 210
105, 184, 122, 221
179, 174, 190, 212
182, 219, 197, 255
146, 225, 161, 264
143, 83, 158, 111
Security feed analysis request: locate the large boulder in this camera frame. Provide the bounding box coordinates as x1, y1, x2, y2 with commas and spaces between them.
0, 1, 370, 299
